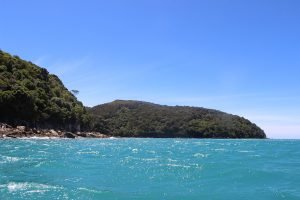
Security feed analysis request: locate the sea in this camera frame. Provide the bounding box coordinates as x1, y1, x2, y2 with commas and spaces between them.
0, 138, 299, 200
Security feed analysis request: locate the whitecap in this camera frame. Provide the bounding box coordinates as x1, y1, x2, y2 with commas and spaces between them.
193, 153, 208, 158
194, 142, 209, 146
1, 156, 22, 163
4, 182, 61, 193
77, 151, 100, 155
7, 182, 27, 192
165, 164, 190, 169
142, 158, 158, 162
78, 187, 107, 194
19, 136, 59, 140
214, 148, 226, 151
238, 150, 254, 153
24, 190, 46, 194
132, 149, 138, 153
191, 163, 203, 169
167, 158, 177, 162
34, 161, 46, 168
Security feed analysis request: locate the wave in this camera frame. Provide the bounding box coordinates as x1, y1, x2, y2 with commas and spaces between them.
193, 153, 209, 158
238, 150, 254, 153
19, 136, 59, 140
78, 187, 109, 194
165, 163, 191, 168
131, 148, 138, 153
0, 182, 62, 193
142, 158, 158, 162
0, 156, 22, 163
77, 151, 100, 155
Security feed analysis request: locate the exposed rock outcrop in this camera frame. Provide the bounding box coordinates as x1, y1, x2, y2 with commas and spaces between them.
0, 123, 110, 139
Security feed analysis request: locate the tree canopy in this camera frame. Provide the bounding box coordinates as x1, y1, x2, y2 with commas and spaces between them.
89, 100, 266, 138
0, 50, 266, 138
0, 50, 90, 131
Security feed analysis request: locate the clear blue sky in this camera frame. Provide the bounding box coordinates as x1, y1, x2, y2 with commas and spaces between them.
1, 0, 300, 138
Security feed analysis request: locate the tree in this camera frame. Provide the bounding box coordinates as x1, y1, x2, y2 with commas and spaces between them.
71, 90, 79, 96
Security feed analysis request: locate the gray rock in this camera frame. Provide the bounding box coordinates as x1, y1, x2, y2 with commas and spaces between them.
0, 123, 12, 130
17, 126, 26, 131
75, 132, 87, 137
49, 129, 59, 137
64, 132, 76, 138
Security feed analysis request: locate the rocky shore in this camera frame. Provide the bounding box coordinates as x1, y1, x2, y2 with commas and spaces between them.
0, 123, 110, 139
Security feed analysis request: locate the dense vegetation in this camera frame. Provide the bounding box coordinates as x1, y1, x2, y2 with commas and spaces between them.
89, 100, 266, 138
0, 50, 266, 138
0, 50, 90, 131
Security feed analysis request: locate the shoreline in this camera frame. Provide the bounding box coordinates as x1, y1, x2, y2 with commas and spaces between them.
0, 123, 267, 139
0, 123, 110, 139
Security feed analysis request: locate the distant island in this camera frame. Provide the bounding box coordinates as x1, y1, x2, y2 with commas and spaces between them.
0, 50, 266, 138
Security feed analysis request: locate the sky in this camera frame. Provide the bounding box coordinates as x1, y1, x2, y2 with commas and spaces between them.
1, 0, 300, 139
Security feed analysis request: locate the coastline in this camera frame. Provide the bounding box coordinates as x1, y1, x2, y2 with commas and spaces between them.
0, 123, 109, 139
0, 123, 267, 139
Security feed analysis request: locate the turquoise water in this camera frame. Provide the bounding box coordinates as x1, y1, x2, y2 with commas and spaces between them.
0, 139, 299, 200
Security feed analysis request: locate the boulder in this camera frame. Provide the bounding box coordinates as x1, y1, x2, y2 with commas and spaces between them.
64, 132, 76, 138
88, 132, 108, 138
17, 126, 26, 131
0, 123, 12, 130
6, 130, 24, 138
49, 129, 59, 137
75, 132, 87, 137
6, 134, 17, 138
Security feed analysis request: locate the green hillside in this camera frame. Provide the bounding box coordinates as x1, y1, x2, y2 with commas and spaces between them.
0, 50, 266, 138
89, 100, 266, 138
0, 50, 90, 131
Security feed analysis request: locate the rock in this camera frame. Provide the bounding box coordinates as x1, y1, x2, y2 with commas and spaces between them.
88, 133, 97, 138
0, 123, 109, 139
6, 130, 24, 138
0, 123, 12, 131
88, 132, 109, 138
75, 132, 87, 137
64, 132, 76, 138
6, 135, 17, 138
49, 129, 59, 137
17, 126, 26, 131
44, 132, 51, 136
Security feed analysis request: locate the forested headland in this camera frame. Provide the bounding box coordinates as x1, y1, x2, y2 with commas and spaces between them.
89, 100, 266, 138
0, 50, 266, 138
0, 50, 90, 132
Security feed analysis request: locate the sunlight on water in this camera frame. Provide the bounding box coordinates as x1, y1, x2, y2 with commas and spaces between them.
0, 139, 299, 200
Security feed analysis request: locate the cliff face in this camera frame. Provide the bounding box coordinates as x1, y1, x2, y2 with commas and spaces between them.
89, 100, 266, 138
0, 50, 90, 131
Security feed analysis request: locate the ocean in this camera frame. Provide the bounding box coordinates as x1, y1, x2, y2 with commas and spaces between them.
0, 138, 299, 200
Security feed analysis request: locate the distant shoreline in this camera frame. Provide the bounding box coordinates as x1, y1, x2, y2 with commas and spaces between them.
0, 123, 267, 140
